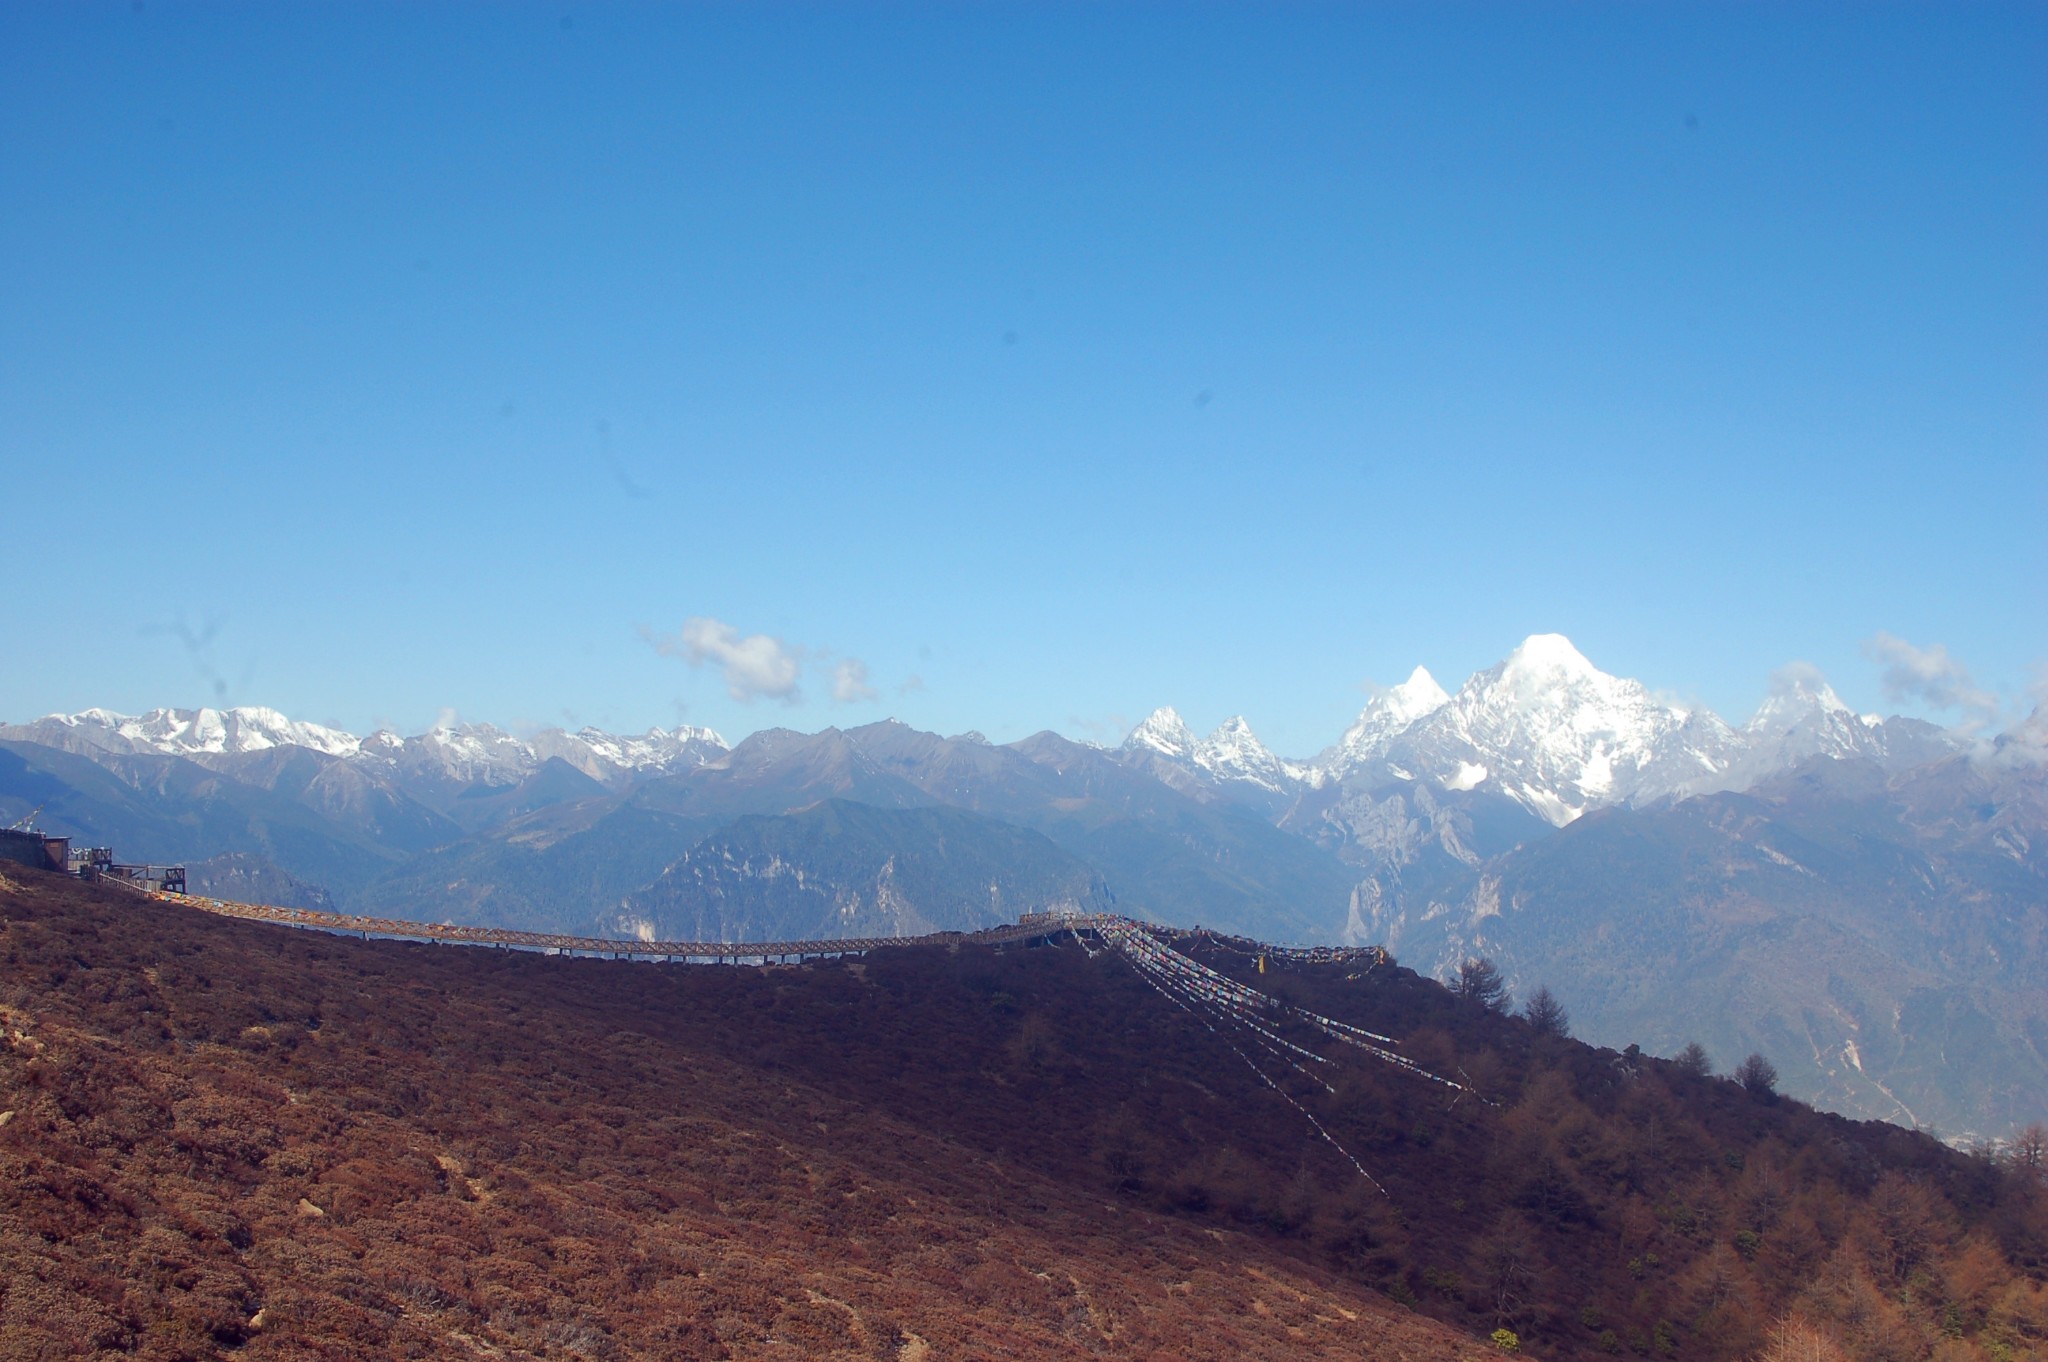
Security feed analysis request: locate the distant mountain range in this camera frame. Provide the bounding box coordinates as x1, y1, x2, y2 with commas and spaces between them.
5, 705, 727, 796
1, 634, 1971, 831
4, 633, 2042, 1136
1121, 634, 1960, 825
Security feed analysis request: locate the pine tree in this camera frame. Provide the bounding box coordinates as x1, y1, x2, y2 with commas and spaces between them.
1522, 986, 1569, 1038
1735, 1052, 1779, 1099
1453, 957, 1510, 1012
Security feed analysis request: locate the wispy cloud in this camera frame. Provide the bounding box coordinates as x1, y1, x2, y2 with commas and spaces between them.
831, 658, 879, 705
1863, 633, 2001, 731
648, 617, 804, 704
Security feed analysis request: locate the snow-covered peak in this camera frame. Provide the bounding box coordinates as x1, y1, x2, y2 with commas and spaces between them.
383, 720, 730, 787
1460, 638, 1656, 736
567, 724, 728, 768
1321, 666, 1451, 774
1124, 706, 1198, 760
1193, 715, 1295, 792
1715, 665, 1888, 786
399, 722, 535, 783
1500, 633, 1601, 684
7, 706, 362, 758
1387, 666, 1452, 716
1371, 636, 1739, 825
1207, 714, 1258, 744
1744, 664, 1855, 736
59, 707, 129, 729
1310, 644, 1981, 821
1114, 707, 1300, 796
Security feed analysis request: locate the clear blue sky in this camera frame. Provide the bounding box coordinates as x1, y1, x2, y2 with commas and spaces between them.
4, 3, 2042, 754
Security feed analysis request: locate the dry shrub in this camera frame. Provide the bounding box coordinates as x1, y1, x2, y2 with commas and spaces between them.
1755, 1315, 1851, 1362
0, 869, 2043, 1362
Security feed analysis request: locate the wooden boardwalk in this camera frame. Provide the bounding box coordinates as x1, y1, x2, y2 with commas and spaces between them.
148, 891, 1108, 959
141, 889, 1388, 966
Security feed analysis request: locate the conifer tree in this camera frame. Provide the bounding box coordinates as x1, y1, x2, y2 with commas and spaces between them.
1673, 1041, 1713, 1077
1735, 1052, 1779, 1099
1453, 957, 1510, 1012
1522, 986, 1569, 1038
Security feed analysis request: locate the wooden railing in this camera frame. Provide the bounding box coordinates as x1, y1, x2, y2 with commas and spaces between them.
140, 887, 1385, 966
148, 890, 1109, 959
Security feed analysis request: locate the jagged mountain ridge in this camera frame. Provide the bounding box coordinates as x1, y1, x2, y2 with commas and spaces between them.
1, 706, 730, 795
1369, 634, 1742, 822
1123, 633, 1965, 827
13, 634, 1970, 834
1315, 666, 1453, 774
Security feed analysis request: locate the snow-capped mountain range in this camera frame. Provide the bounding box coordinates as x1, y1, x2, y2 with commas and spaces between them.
1119, 633, 1963, 827
4, 632, 1969, 829
0, 707, 729, 790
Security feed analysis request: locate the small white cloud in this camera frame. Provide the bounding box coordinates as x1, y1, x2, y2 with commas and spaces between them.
1990, 668, 2048, 768
650, 617, 804, 704
832, 658, 879, 705
1863, 633, 2000, 730
897, 674, 926, 697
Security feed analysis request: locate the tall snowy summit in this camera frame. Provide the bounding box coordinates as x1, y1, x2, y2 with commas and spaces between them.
1320, 666, 1452, 774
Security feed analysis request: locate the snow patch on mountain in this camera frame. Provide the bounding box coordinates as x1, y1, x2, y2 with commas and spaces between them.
4, 707, 728, 787
4, 706, 363, 759
1124, 707, 1199, 761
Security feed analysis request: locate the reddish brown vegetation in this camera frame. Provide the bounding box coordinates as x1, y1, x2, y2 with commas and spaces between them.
0, 866, 2043, 1362
0, 868, 1491, 1361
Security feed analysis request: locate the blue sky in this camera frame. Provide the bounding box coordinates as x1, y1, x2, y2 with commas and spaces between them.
3, 2, 2042, 755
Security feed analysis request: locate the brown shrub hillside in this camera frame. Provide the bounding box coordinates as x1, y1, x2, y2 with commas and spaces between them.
0, 868, 1495, 1362
1, 866, 2044, 1361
